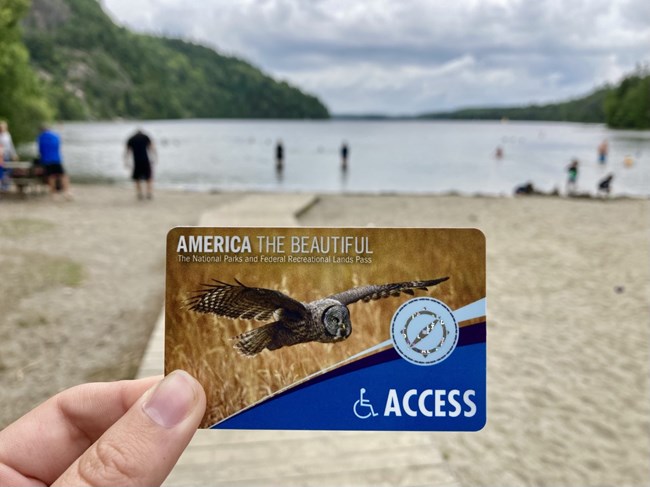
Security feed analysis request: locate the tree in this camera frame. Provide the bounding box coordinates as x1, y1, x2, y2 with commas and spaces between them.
22, 0, 329, 122
0, 0, 51, 143
605, 66, 650, 130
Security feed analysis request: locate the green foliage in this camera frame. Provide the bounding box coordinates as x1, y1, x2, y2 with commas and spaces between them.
419, 69, 649, 130
22, 0, 329, 121
605, 67, 650, 130
0, 0, 52, 143
419, 87, 611, 124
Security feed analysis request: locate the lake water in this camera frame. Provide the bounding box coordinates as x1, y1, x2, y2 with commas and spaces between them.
52, 120, 649, 196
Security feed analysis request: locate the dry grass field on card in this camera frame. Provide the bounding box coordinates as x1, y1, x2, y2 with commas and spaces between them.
165, 228, 485, 427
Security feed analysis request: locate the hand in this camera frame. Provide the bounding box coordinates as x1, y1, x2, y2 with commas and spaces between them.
0, 371, 206, 486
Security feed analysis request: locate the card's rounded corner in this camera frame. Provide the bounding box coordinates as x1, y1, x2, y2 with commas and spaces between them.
467, 227, 486, 244
473, 414, 488, 432
166, 226, 183, 241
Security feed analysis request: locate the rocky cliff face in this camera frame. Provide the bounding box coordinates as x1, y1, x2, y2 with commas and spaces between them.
24, 0, 71, 32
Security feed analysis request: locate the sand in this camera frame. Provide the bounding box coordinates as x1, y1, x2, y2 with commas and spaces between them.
1, 186, 648, 486
0, 185, 237, 427
300, 195, 650, 486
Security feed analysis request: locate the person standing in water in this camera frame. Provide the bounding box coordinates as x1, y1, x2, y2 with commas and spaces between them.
125, 129, 157, 200
340, 141, 349, 170
275, 140, 284, 171
598, 139, 608, 165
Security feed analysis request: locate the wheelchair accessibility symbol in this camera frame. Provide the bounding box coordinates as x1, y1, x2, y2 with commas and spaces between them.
353, 388, 379, 419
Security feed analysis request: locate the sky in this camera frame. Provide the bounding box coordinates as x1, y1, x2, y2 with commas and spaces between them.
101, 0, 650, 115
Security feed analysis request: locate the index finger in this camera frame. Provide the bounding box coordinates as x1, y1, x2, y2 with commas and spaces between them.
0, 376, 160, 485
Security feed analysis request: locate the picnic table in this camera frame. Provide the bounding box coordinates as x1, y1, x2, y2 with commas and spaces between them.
2, 160, 47, 195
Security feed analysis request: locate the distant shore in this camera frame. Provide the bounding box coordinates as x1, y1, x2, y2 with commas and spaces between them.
1, 185, 648, 486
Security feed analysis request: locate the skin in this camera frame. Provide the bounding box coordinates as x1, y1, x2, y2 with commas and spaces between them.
47, 173, 71, 196
0, 371, 205, 486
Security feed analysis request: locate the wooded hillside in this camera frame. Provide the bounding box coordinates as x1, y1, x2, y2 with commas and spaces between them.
22, 0, 329, 123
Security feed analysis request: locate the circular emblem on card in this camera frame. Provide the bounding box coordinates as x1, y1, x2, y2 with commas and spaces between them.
390, 297, 458, 366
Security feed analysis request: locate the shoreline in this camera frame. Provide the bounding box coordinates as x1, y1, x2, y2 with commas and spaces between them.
60, 178, 650, 201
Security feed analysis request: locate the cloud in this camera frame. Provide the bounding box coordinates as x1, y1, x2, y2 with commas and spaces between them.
101, 0, 650, 114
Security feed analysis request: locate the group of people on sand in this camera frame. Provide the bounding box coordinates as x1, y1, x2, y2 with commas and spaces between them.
274, 140, 350, 171
516, 138, 629, 198
0, 121, 157, 202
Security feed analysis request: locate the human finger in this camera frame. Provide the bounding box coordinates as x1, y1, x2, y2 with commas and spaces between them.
53, 370, 205, 487
0, 376, 160, 485
0, 377, 161, 485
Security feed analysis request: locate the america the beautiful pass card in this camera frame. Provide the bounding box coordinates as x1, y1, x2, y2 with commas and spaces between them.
165, 227, 486, 431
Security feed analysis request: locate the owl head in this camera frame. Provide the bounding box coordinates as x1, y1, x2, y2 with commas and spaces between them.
323, 305, 352, 340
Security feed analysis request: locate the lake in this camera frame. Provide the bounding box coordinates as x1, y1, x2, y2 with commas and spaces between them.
52, 120, 649, 196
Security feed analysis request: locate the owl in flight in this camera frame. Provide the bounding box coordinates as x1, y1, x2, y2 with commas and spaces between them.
187, 277, 449, 356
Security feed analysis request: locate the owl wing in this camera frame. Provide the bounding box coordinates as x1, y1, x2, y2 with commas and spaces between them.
327, 277, 449, 306
187, 279, 309, 321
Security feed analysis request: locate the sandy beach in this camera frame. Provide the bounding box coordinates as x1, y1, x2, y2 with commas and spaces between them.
0, 186, 237, 427
1, 186, 648, 486
301, 194, 650, 486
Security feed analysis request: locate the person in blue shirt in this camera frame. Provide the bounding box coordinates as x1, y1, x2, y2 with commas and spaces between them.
38, 126, 72, 199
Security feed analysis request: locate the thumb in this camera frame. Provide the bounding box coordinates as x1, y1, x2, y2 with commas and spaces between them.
53, 370, 206, 487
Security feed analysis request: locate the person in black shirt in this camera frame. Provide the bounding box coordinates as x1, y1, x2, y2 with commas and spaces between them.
275, 140, 284, 171
125, 129, 157, 200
